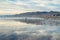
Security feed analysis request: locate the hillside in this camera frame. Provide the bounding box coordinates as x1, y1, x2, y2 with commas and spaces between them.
1, 11, 60, 18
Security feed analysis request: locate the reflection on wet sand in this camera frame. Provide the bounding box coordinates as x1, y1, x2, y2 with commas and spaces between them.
13, 18, 60, 26
0, 18, 60, 40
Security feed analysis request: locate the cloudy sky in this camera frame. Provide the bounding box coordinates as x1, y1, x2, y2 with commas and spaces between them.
0, 0, 60, 15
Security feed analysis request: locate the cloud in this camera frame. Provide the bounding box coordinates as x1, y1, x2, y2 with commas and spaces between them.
0, 0, 60, 14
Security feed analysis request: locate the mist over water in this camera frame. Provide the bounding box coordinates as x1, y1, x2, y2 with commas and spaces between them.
0, 17, 60, 40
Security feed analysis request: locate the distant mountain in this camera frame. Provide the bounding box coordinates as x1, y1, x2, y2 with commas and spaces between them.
1, 11, 60, 18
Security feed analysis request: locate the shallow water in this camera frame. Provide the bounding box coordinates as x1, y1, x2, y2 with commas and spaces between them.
0, 18, 60, 40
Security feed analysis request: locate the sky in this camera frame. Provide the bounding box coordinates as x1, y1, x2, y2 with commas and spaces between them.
0, 0, 60, 15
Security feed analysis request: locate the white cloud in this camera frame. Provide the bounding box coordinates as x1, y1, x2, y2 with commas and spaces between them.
0, 0, 60, 14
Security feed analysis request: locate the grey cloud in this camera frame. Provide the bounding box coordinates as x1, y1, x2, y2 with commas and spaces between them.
0, 0, 60, 14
